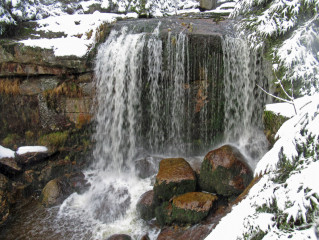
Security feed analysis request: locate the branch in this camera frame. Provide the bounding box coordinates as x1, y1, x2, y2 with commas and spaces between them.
257, 84, 292, 104
273, 71, 294, 101
256, 84, 297, 115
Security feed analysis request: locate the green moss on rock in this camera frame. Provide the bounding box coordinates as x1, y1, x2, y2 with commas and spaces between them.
263, 110, 289, 146
155, 192, 218, 226
37, 131, 69, 151
199, 145, 253, 197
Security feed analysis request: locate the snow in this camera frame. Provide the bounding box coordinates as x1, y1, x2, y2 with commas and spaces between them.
265, 94, 316, 118
19, 12, 138, 57
206, 94, 319, 240
16, 146, 48, 155
256, 94, 319, 174
0, 145, 15, 159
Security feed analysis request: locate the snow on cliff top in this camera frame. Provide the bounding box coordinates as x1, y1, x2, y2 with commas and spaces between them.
19, 12, 138, 57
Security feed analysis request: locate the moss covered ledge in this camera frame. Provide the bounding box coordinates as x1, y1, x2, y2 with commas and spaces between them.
263, 110, 290, 146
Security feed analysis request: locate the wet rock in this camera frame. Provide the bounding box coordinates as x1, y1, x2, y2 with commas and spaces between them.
40, 172, 87, 207
155, 192, 218, 226
137, 190, 155, 221
171, 192, 218, 224
199, 145, 253, 197
153, 158, 196, 204
40, 178, 66, 207
0, 157, 22, 176
38, 159, 72, 185
0, 174, 10, 225
66, 172, 90, 194
106, 234, 132, 240
135, 156, 161, 179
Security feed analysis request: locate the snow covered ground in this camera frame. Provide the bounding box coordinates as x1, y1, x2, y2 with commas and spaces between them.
19, 12, 138, 57
206, 94, 319, 239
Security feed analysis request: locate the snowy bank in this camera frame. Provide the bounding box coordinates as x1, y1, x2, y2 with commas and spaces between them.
206, 94, 319, 239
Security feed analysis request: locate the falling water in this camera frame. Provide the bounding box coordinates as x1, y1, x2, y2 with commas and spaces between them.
222, 35, 269, 168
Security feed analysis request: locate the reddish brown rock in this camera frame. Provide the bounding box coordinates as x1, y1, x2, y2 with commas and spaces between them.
172, 192, 218, 213
199, 145, 253, 197
153, 158, 196, 204
155, 192, 218, 226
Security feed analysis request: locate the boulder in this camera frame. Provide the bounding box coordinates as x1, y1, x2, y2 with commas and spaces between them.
153, 158, 196, 204
137, 190, 155, 221
199, 145, 253, 197
106, 234, 132, 240
0, 174, 10, 225
155, 192, 218, 226
40, 172, 88, 207
40, 178, 66, 207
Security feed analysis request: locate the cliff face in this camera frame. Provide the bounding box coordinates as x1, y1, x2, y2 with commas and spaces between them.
0, 40, 94, 143
0, 27, 97, 226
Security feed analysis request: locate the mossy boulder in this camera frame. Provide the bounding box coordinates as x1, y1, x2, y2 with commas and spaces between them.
199, 145, 253, 197
153, 158, 196, 204
156, 192, 218, 226
137, 190, 155, 221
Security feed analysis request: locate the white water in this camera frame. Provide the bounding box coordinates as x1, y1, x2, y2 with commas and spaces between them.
222, 35, 269, 168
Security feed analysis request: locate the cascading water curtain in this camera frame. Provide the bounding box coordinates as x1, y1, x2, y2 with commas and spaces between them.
222, 35, 270, 167
94, 27, 146, 172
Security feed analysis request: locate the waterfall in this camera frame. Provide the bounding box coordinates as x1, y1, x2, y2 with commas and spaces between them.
93, 27, 145, 172
222, 35, 269, 168
56, 25, 269, 239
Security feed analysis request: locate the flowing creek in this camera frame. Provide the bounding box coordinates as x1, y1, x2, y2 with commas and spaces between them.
0, 18, 270, 240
